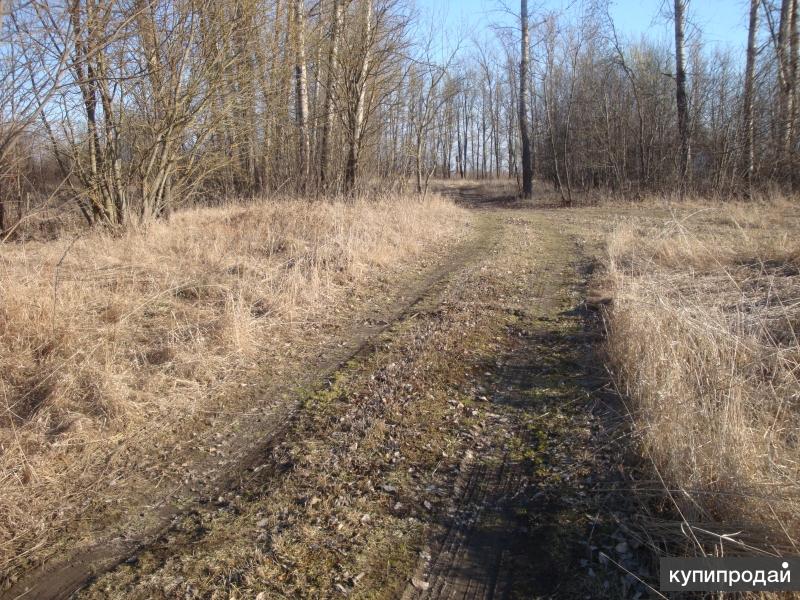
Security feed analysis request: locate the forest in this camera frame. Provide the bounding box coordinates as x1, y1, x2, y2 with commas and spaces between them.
0, 0, 798, 233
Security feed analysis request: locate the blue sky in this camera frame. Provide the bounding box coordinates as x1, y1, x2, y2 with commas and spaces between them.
416, 0, 750, 52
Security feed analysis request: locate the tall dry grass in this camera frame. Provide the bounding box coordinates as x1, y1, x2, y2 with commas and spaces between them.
0, 193, 469, 574
604, 199, 800, 553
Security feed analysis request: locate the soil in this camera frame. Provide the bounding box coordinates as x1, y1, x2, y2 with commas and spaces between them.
3, 184, 650, 600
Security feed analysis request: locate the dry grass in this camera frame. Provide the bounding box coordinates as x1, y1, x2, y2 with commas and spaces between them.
603, 197, 800, 553
0, 193, 470, 573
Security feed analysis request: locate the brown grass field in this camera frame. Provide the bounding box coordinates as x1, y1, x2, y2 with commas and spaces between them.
2, 185, 800, 597
563, 195, 800, 556
0, 193, 471, 575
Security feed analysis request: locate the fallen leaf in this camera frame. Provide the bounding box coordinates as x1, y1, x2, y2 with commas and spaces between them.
411, 576, 430, 591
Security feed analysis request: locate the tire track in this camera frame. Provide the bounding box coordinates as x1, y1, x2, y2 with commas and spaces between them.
403, 218, 596, 599
2, 212, 503, 600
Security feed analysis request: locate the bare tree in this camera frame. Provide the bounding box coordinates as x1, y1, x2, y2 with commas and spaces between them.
674, 0, 691, 182
408, 27, 460, 194
293, 0, 310, 188
519, 0, 533, 198
606, 10, 647, 190
772, 0, 798, 159
1, 1, 70, 233
343, 0, 373, 193
319, 0, 342, 191
743, 0, 760, 190
3, 0, 800, 236
67, 0, 126, 225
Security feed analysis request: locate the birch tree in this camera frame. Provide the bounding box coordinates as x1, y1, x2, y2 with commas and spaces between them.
519, 0, 533, 198
319, 0, 342, 190
343, 0, 373, 193
674, 0, 691, 182
293, 0, 310, 188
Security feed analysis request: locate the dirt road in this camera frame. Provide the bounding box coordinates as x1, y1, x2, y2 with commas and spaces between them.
5, 185, 642, 599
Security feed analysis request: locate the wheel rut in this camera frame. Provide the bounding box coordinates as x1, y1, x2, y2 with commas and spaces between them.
402, 208, 617, 599
2, 212, 503, 600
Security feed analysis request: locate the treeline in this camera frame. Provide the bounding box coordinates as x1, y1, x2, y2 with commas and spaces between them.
443, 0, 800, 202
0, 0, 798, 233
1, 0, 419, 229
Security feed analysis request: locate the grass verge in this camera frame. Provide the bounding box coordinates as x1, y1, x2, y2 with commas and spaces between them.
600, 198, 800, 554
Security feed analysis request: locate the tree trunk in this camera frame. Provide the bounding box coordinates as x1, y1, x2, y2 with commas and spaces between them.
674, 0, 691, 183
415, 136, 424, 193
494, 84, 501, 177
293, 0, 310, 188
344, 0, 373, 194
776, 0, 796, 158
519, 0, 533, 198
743, 0, 760, 190
319, 0, 342, 191
781, 0, 799, 179
791, 0, 799, 148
